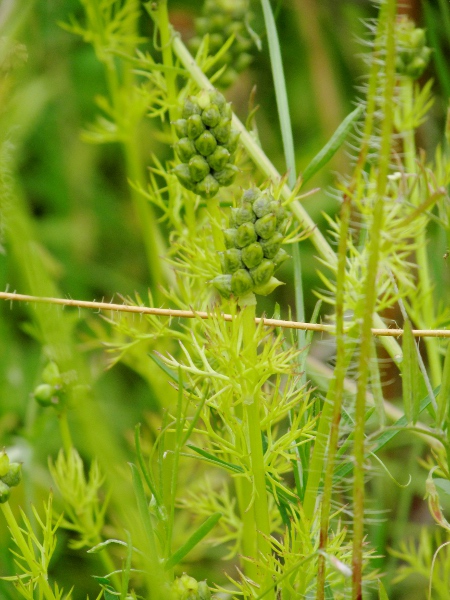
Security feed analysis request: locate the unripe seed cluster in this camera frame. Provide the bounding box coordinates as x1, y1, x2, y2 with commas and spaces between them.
395, 16, 431, 79
170, 574, 211, 600
189, 0, 254, 89
212, 188, 289, 298
33, 361, 63, 407
172, 89, 239, 200
0, 449, 22, 504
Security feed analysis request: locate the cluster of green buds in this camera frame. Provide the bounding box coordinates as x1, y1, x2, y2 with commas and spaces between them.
33, 361, 63, 407
170, 574, 211, 600
172, 89, 239, 200
395, 16, 431, 79
0, 449, 22, 503
189, 0, 254, 88
212, 188, 289, 298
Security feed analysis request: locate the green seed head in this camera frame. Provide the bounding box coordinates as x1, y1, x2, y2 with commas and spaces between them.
260, 232, 284, 259
195, 131, 218, 156
212, 274, 232, 298
242, 188, 260, 204
174, 137, 196, 163
273, 248, 290, 268
221, 248, 243, 273
187, 114, 206, 140
231, 269, 253, 296
209, 90, 227, 113
241, 242, 264, 269
42, 361, 61, 386
195, 174, 220, 199
250, 259, 275, 287
236, 221, 257, 248
212, 117, 232, 144
0, 480, 10, 504
1, 462, 22, 487
189, 155, 211, 182
225, 129, 240, 153
0, 450, 10, 477
234, 202, 255, 225
202, 104, 221, 128
197, 581, 211, 600
255, 213, 277, 239
34, 383, 57, 407
182, 97, 202, 118
253, 276, 284, 296
253, 196, 272, 218
224, 228, 238, 248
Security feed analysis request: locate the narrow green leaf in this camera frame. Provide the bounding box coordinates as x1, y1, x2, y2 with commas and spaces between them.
301, 105, 364, 186
187, 444, 244, 473
378, 579, 389, 600
437, 341, 450, 428
129, 463, 159, 559
134, 424, 160, 504
150, 352, 190, 389
164, 512, 222, 570
325, 582, 335, 599
120, 530, 133, 600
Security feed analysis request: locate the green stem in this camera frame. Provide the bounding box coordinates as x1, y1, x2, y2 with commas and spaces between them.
58, 410, 73, 457
352, 3, 396, 598
316, 194, 351, 600
401, 78, 441, 387
241, 301, 274, 597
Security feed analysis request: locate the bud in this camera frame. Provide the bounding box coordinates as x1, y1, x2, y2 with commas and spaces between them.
213, 164, 238, 186
250, 259, 274, 287
241, 242, 264, 269
42, 361, 61, 386
242, 188, 260, 204
212, 274, 232, 298
224, 228, 238, 249
195, 174, 220, 199
182, 97, 202, 118
189, 155, 211, 182
202, 104, 221, 128
273, 248, 289, 268
255, 213, 277, 239
231, 269, 253, 296
34, 383, 56, 407
187, 114, 206, 140
212, 117, 232, 144
226, 130, 240, 153
0, 450, 10, 477
209, 90, 227, 113
252, 196, 272, 218
173, 119, 188, 138
197, 581, 211, 600
197, 89, 212, 110
171, 574, 198, 600
234, 202, 255, 225
260, 232, 284, 259
174, 137, 196, 163
221, 248, 243, 273
236, 222, 257, 248
253, 276, 284, 296
1, 463, 22, 487
195, 131, 218, 156
207, 146, 231, 171
0, 480, 10, 504
173, 164, 196, 191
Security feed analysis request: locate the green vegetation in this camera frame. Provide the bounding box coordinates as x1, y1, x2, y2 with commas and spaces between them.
0, 1, 449, 599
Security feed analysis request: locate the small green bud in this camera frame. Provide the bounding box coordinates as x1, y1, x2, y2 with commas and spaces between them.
221, 248, 243, 273
234, 202, 255, 225
0, 480, 10, 504
197, 89, 212, 110
250, 259, 274, 287
42, 361, 61, 386
236, 221, 257, 248
225, 129, 240, 153
187, 114, 206, 140
202, 104, 221, 128
197, 581, 211, 600
252, 196, 272, 218
173, 163, 196, 191
224, 228, 238, 248
195, 174, 220, 199
212, 117, 232, 144
1, 463, 22, 487
0, 450, 10, 477
171, 574, 198, 600
260, 232, 284, 259
231, 269, 254, 296
241, 242, 264, 269
212, 274, 232, 298
213, 164, 238, 186
195, 131, 218, 156
273, 248, 290, 268
207, 146, 231, 171
242, 188, 260, 204
174, 137, 196, 163
34, 383, 56, 407
189, 155, 211, 182
255, 213, 277, 239
173, 119, 188, 138
209, 90, 227, 114
182, 97, 202, 118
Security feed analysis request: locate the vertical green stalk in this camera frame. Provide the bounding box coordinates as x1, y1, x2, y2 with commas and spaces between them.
352, 2, 396, 598
316, 194, 351, 599
241, 301, 274, 598
401, 77, 441, 387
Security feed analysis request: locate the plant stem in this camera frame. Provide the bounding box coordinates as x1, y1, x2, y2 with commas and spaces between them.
58, 410, 73, 456
401, 77, 441, 387
352, 2, 396, 597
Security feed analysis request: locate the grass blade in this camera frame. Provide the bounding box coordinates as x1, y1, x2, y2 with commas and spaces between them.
164, 513, 222, 570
